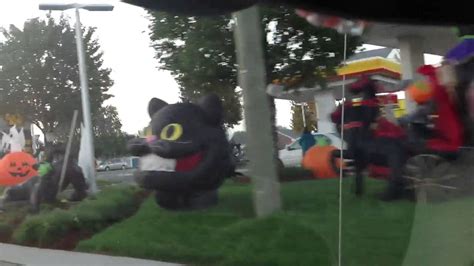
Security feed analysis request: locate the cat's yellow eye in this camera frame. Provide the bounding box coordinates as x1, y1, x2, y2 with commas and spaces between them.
160, 123, 183, 141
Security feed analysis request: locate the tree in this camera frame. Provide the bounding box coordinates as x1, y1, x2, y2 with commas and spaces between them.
148, 6, 360, 127
149, 14, 242, 127
94, 133, 134, 158
92, 105, 123, 137
49, 105, 130, 158
0, 16, 113, 144
92, 105, 133, 158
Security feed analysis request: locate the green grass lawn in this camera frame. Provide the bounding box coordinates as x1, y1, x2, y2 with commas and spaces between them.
402, 199, 474, 266
77, 179, 474, 266
76, 179, 473, 266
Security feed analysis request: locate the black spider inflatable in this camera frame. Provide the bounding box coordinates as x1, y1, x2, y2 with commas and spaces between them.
128, 94, 234, 210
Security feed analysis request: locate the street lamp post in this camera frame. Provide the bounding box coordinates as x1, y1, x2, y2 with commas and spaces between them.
295, 103, 307, 128
39, 3, 114, 194
301, 103, 306, 128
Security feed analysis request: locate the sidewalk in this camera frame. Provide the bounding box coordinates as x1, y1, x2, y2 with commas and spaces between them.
0, 243, 182, 266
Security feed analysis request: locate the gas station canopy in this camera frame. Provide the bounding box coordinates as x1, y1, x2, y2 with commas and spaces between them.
363, 23, 457, 56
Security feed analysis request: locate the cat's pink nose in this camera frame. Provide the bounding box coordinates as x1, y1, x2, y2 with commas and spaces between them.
146, 135, 158, 143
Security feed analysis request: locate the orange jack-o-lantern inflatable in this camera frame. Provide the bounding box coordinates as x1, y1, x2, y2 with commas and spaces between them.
302, 145, 344, 179
0, 152, 38, 186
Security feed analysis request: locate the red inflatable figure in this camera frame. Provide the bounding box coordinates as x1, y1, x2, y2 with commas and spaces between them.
420, 65, 464, 153
330, 76, 380, 195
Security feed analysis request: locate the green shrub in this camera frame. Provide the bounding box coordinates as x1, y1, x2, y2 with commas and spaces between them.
0, 222, 13, 237
96, 179, 115, 187
32, 210, 74, 245
12, 216, 45, 244
279, 167, 313, 178
13, 185, 142, 246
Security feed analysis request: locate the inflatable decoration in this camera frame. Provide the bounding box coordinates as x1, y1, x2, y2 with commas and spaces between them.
4, 114, 23, 127
331, 78, 381, 195
302, 145, 343, 179
37, 162, 53, 178
0, 152, 37, 186
1, 151, 88, 212
406, 79, 433, 104
8, 126, 26, 152
1, 132, 10, 153
128, 94, 234, 210
419, 65, 464, 152
445, 26, 474, 64
0, 126, 26, 153
437, 27, 474, 95
137, 135, 177, 173
295, 9, 367, 36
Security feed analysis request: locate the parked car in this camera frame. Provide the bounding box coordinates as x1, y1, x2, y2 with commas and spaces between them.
278, 132, 346, 168
122, 156, 140, 169
97, 158, 128, 171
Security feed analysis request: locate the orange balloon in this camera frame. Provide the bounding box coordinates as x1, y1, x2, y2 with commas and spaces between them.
0, 152, 38, 186
406, 80, 433, 104
302, 145, 344, 179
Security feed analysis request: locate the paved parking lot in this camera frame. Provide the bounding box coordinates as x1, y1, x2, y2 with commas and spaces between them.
97, 169, 135, 184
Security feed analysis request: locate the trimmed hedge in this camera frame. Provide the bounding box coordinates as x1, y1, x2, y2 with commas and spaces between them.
12, 185, 142, 247
0, 222, 13, 240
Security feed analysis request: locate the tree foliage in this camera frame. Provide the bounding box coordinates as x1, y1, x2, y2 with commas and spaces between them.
92, 105, 132, 158
148, 6, 360, 127
92, 105, 123, 137
94, 133, 134, 159
0, 16, 113, 143
149, 14, 241, 127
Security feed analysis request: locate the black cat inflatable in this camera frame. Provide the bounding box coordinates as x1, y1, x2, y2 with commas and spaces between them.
128, 94, 234, 210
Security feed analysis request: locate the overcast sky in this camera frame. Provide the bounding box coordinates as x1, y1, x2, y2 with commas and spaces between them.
0, 0, 182, 134
0, 1, 442, 135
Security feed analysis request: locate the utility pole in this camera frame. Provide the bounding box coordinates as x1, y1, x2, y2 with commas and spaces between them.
233, 6, 282, 217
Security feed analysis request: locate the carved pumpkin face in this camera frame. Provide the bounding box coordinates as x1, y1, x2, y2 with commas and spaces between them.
0, 152, 38, 186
